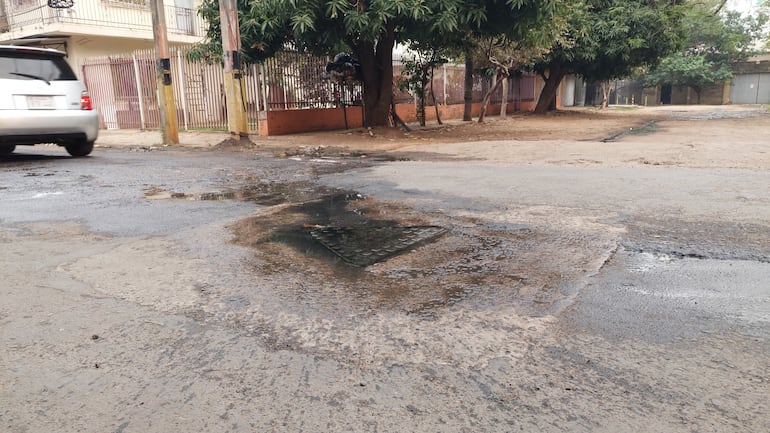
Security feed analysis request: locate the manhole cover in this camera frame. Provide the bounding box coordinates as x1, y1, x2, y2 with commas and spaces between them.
310, 226, 446, 267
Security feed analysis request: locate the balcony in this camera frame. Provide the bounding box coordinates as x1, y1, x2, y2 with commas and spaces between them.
0, 0, 206, 43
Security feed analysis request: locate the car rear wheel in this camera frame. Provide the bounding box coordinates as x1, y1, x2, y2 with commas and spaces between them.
65, 140, 94, 157
0, 144, 15, 155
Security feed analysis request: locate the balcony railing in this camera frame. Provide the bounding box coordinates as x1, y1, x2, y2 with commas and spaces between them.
0, 0, 206, 38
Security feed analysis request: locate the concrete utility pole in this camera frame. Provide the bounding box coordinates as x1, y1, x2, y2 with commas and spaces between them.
219, 0, 249, 137
150, 0, 179, 145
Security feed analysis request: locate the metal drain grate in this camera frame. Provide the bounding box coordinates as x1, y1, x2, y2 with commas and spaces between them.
309, 226, 446, 267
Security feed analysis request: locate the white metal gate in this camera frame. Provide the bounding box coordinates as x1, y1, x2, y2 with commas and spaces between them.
81, 49, 258, 131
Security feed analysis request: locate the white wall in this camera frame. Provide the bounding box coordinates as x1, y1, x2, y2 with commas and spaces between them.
67, 36, 195, 79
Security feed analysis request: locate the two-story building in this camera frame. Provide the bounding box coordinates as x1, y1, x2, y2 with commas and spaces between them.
0, 0, 205, 76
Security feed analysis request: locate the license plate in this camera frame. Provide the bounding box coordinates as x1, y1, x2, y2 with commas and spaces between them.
27, 95, 55, 109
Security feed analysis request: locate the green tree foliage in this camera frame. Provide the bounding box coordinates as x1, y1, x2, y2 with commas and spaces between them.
645, 54, 732, 102
532, 0, 686, 113
762, 1, 770, 49
193, 0, 571, 127
427, 1, 573, 122
645, 5, 768, 102
397, 49, 447, 127
473, 36, 559, 122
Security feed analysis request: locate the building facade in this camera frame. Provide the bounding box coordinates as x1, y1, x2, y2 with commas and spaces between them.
0, 0, 205, 77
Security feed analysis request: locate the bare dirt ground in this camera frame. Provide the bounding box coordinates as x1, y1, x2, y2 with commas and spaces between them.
96, 104, 770, 171
3, 104, 769, 433
246, 104, 770, 171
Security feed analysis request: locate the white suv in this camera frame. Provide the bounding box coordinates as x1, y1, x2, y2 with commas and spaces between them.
0, 45, 99, 157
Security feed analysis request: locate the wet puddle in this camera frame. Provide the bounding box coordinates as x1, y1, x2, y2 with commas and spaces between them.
143, 181, 334, 205
250, 192, 447, 268
145, 184, 449, 268
144, 189, 238, 201
227, 189, 543, 318
144, 182, 563, 318
310, 225, 446, 267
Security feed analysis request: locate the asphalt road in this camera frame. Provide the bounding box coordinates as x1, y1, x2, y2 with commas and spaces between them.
1, 120, 768, 433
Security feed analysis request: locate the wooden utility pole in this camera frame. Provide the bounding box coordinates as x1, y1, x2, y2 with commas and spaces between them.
219, 0, 248, 137
150, 0, 179, 145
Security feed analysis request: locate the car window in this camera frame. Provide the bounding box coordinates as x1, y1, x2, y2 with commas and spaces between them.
0, 52, 77, 81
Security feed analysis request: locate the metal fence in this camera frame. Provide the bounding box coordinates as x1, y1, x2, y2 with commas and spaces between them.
584, 79, 645, 106
83, 49, 226, 130
260, 50, 363, 109
392, 64, 536, 106
80, 47, 538, 131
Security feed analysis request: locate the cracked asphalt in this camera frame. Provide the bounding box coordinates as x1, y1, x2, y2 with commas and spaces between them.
1, 106, 768, 432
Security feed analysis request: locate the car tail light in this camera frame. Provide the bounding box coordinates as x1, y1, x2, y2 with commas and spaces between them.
80, 92, 93, 110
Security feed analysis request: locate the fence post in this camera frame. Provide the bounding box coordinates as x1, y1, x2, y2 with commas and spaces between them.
131, 53, 147, 130
283, 80, 289, 110
176, 49, 189, 131
251, 63, 260, 133
443, 64, 447, 106
260, 63, 268, 113
252, 64, 260, 112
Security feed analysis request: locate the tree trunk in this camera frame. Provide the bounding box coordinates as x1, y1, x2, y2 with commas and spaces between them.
478, 72, 503, 123
417, 88, 426, 127
354, 26, 396, 127
391, 100, 410, 131
600, 81, 610, 109
500, 76, 508, 118
430, 67, 442, 125
534, 64, 566, 114
463, 49, 474, 121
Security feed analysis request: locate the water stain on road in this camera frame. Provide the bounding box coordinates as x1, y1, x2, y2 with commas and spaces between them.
225, 184, 573, 319
142, 180, 613, 319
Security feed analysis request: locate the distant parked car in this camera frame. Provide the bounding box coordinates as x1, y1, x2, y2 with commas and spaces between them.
0, 45, 98, 157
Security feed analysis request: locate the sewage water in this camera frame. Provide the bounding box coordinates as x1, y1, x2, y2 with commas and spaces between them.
255, 192, 446, 267
310, 225, 447, 267
145, 181, 564, 317
228, 188, 544, 317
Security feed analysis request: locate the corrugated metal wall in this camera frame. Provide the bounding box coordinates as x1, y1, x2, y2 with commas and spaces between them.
731, 74, 770, 104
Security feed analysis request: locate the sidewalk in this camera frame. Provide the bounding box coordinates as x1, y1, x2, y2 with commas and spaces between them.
95, 129, 238, 149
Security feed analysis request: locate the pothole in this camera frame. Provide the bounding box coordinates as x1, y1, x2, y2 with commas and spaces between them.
273, 145, 413, 162
240, 192, 447, 268
143, 182, 340, 206
600, 120, 659, 142
144, 190, 237, 201
227, 190, 575, 318
622, 217, 770, 263
143, 181, 606, 318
